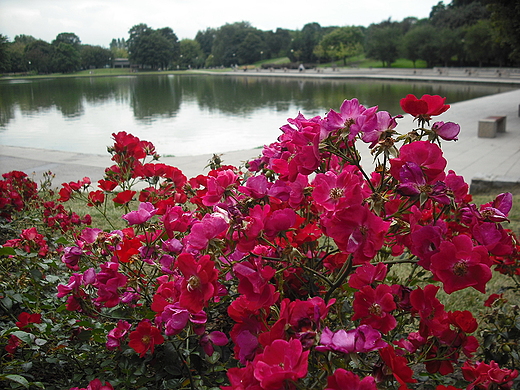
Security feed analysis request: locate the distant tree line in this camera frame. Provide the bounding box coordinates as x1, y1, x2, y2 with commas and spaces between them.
0, 32, 112, 74
1, 0, 519, 74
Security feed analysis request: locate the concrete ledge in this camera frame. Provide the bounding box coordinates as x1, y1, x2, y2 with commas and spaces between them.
470, 175, 520, 194
478, 116, 506, 138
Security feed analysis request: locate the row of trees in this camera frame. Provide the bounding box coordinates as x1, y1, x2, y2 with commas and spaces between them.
1, 0, 519, 73
0, 33, 111, 74
365, 0, 519, 68
106, 0, 520, 70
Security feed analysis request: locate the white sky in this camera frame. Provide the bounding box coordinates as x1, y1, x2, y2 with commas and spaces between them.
0, 0, 444, 47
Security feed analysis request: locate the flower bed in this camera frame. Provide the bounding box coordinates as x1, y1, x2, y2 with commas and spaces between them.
1, 94, 519, 390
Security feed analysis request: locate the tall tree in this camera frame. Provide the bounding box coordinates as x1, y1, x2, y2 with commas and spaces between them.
127, 24, 179, 69
464, 19, 494, 66
110, 38, 128, 58
237, 31, 267, 64
178, 39, 204, 68
14, 35, 36, 45
436, 27, 463, 66
211, 22, 255, 66
365, 22, 402, 67
401, 26, 423, 68
52, 32, 81, 49
127, 23, 152, 63
195, 28, 216, 58
264, 28, 292, 58
430, 0, 489, 28
52, 42, 80, 72
490, 0, 520, 63
0, 34, 10, 72
24, 39, 54, 73
51, 33, 81, 73
6, 35, 37, 72
401, 24, 439, 67
319, 26, 364, 65
289, 22, 324, 63
80, 45, 111, 69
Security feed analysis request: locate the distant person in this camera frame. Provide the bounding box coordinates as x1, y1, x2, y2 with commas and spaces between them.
298, 64, 305, 72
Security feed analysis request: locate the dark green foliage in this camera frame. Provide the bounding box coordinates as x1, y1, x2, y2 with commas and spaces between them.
0, 34, 10, 73
264, 28, 292, 59
490, 0, 520, 63
80, 45, 111, 69
195, 28, 216, 57
288, 22, 331, 63
24, 39, 54, 74
236, 31, 267, 65
318, 26, 364, 65
430, 0, 490, 28
464, 20, 496, 66
52, 33, 81, 50
3, 0, 520, 73
210, 22, 264, 66
127, 24, 179, 70
480, 298, 520, 369
52, 43, 81, 73
178, 39, 205, 69
365, 23, 402, 67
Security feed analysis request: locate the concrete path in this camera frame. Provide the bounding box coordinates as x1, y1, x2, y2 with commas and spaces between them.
1, 72, 519, 192
197, 66, 520, 85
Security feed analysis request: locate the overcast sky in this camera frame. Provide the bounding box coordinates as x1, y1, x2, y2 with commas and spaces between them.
1, 0, 443, 47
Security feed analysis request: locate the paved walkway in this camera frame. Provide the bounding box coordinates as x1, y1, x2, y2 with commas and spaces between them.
1, 71, 519, 192
198, 66, 520, 85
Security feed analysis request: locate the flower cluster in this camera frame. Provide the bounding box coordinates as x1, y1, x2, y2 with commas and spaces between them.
0, 170, 38, 221
4, 227, 49, 257
8, 94, 519, 389
5, 311, 42, 356
462, 360, 518, 389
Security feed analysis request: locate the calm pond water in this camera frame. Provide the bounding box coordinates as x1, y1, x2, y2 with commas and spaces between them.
0, 75, 515, 156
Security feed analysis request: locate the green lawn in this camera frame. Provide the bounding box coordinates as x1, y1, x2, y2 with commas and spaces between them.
316, 54, 428, 69
254, 57, 291, 66
1, 55, 432, 81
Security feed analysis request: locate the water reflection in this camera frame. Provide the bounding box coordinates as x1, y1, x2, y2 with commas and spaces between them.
0, 75, 515, 156
130, 76, 181, 121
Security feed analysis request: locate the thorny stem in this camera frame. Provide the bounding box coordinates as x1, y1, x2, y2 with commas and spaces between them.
299, 264, 334, 288
434, 204, 449, 224
310, 366, 329, 389
344, 141, 377, 193
171, 338, 195, 390
326, 139, 377, 194
379, 258, 418, 266
324, 254, 353, 303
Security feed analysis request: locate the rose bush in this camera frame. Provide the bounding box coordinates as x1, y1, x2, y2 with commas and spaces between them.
1, 94, 519, 389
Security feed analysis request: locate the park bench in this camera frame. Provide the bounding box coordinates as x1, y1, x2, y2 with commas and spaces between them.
478, 115, 506, 138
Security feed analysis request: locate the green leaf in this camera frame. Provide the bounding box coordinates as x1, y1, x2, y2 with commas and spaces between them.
0, 246, 16, 256
76, 321, 93, 327
21, 362, 33, 372
35, 338, 47, 346
77, 330, 92, 341
4, 374, 30, 388
11, 331, 35, 344
55, 236, 70, 245
206, 350, 221, 364
11, 293, 24, 303
45, 274, 61, 283
1, 296, 13, 310
30, 268, 43, 281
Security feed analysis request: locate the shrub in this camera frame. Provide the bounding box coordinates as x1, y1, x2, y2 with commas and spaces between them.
1, 95, 519, 390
